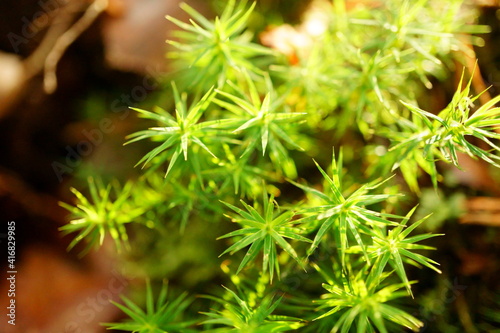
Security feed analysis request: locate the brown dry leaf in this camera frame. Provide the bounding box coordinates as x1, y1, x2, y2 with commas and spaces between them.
458, 251, 491, 276
0, 245, 129, 333
105, 0, 126, 17
260, 0, 383, 65
345, 0, 383, 10
472, 0, 500, 7
460, 196, 500, 226
450, 152, 500, 195
260, 1, 330, 64
260, 25, 312, 64
101, 0, 210, 74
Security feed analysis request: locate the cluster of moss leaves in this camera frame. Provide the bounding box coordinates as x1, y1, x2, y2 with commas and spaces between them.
60, 1, 500, 332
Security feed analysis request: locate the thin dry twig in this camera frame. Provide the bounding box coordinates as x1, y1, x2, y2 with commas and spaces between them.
43, 0, 109, 93
23, 1, 84, 80
0, 0, 110, 119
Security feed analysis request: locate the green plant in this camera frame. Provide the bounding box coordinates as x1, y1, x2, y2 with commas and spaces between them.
202, 286, 303, 332
386, 72, 500, 191
59, 0, 499, 332
103, 280, 195, 333
314, 269, 423, 333
126, 84, 225, 180
213, 71, 306, 179
218, 189, 310, 281
291, 150, 400, 264
166, 0, 274, 90
60, 177, 142, 255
